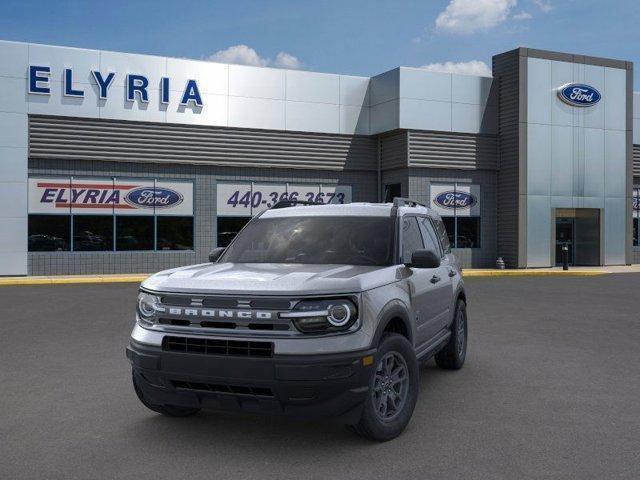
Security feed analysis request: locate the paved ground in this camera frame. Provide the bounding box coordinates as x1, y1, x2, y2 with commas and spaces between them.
1, 275, 639, 480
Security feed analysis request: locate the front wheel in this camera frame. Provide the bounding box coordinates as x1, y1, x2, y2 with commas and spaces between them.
435, 299, 467, 370
351, 333, 419, 441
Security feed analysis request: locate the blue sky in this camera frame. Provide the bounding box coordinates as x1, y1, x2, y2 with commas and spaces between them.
0, 0, 638, 83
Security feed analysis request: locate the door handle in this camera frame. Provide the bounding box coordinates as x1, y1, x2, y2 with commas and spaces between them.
430, 275, 441, 284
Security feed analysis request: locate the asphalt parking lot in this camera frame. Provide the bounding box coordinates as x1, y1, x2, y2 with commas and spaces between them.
1, 275, 639, 480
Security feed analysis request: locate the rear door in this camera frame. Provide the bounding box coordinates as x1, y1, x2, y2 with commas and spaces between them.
400, 216, 447, 348
419, 216, 454, 332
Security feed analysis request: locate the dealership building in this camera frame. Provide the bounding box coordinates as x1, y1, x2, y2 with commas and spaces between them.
0, 39, 638, 275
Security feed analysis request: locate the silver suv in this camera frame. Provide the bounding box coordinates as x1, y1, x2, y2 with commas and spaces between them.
126, 198, 467, 441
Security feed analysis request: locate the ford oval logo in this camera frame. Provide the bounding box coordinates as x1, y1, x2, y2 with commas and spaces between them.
434, 191, 477, 210
557, 83, 601, 107
124, 187, 183, 209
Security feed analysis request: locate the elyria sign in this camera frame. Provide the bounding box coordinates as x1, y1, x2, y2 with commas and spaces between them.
434, 191, 477, 210
557, 83, 601, 107
28, 65, 204, 107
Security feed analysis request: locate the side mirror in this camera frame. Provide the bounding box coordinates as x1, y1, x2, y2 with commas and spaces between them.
405, 249, 440, 269
208, 247, 226, 263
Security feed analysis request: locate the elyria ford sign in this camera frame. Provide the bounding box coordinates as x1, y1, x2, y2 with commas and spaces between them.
28, 177, 193, 216
28, 65, 204, 107
557, 83, 601, 107
434, 191, 477, 210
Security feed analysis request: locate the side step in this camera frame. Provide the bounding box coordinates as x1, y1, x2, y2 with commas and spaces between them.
415, 329, 451, 361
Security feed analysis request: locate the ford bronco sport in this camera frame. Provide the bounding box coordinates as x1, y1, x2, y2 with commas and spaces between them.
127, 198, 467, 441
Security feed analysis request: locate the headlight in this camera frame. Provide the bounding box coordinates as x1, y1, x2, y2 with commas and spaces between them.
281, 298, 358, 333
137, 291, 161, 324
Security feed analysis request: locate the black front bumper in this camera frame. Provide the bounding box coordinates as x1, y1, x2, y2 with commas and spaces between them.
126, 340, 376, 422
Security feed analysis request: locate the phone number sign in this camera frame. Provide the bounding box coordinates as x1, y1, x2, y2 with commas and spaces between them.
216, 183, 352, 217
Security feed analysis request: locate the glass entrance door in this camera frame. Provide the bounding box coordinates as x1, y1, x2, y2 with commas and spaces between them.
554, 209, 600, 266
555, 217, 575, 266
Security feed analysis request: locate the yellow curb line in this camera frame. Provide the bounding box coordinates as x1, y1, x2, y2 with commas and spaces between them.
462, 270, 607, 277
0, 275, 149, 286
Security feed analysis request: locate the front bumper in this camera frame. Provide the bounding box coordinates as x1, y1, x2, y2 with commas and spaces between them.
127, 339, 376, 422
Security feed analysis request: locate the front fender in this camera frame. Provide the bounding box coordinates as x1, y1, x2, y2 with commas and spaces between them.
370, 299, 414, 348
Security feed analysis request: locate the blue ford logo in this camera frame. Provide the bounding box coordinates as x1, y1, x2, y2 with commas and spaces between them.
124, 187, 183, 209
558, 83, 601, 107
434, 191, 476, 210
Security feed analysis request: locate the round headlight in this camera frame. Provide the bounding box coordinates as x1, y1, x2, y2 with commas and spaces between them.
284, 298, 358, 333
137, 292, 159, 320
327, 303, 352, 327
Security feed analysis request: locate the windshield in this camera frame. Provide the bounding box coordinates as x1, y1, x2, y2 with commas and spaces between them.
219, 216, 395, 266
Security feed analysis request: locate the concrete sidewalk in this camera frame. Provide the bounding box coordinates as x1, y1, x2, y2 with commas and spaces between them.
463, 265, 640, 277
1, 265, 640, 285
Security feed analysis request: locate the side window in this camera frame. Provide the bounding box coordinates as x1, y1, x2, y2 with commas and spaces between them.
401, 217, 424, 264
418, 217, 442, 257
433, 217, 452, 254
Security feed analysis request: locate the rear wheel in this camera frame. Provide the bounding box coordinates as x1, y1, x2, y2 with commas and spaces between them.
351, 333, 419, 441
435, 299, 467, 370
132, 372, 200, 417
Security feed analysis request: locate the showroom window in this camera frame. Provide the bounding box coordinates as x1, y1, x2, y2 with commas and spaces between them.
216, 181, 353, 247
27, 177, 194, 252
28, 215, 71, 252
157, 217, 194, 251
429, 183, 481, 249
73, 215, 114, 251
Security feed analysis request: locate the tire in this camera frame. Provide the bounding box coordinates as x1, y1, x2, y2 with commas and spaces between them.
132, 372, 200, 417
435, 299, 467, 370
351, 333, 419, 441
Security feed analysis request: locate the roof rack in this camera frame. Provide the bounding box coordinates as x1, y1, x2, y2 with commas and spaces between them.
270, 200, 316, 209
392, 197, 428, 208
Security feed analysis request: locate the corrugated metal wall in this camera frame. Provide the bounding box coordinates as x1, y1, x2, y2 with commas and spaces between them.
408, 131, 498, 170
28, 115, 378, 172
379, 130, 408, 170
493, 49, 522, 268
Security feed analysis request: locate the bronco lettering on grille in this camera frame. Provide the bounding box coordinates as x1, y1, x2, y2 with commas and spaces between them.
161, 307, 273, 320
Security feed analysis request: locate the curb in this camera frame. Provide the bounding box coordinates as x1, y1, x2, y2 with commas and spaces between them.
462, 270, 607, 277
0, 275, 149, 286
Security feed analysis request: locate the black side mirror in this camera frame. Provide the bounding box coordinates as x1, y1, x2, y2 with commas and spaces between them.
208, 247, 225, 263
405, 249, 440, 269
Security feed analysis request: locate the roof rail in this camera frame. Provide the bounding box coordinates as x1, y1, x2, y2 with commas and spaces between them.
270, 200, 316, 209
392, 197, 428, 208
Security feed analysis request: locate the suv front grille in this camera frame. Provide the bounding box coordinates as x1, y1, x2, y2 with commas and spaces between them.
162, 336, 273, 358
171, 380, 274, 397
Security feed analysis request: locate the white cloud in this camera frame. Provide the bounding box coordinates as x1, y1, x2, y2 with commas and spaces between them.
532, 0, 552, 12
273, 52, 303, 69
435, 0, 517, 34
207, 45, 268, 67
420, 60, 492, 77
513, 10, 532, 20
206, 44, 303, 69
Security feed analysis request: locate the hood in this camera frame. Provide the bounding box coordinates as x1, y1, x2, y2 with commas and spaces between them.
142, 262, 398, 296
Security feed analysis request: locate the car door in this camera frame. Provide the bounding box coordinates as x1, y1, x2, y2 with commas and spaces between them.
400, 216, 447, 349
419, 216, 455, 333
